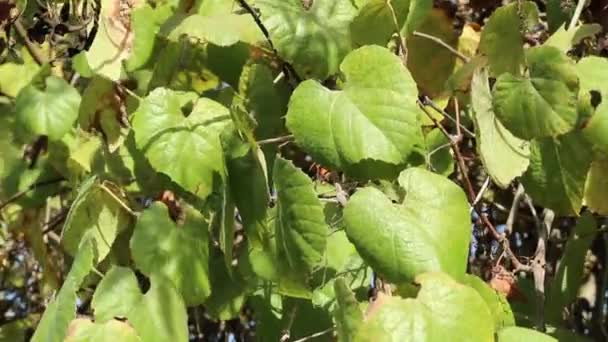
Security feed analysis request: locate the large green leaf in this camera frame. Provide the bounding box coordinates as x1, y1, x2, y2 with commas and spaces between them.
166, 12, 261, 46
471, 69, 529, 188
256, 0, 357, 79
577, 56, 608, 154
85, 0, 133, 79
131, 88, 230, 199
497, 327, 557, 342
333, 278, 364, 342
61, 178, 132, 262
0, 48, 39, 97
584, 157, 608, 214
546, 213, 596, 322
350, 0, 431, 46
461, 274, 515, 331
354, 272, 494, 342
126, 276, 189, 342
15, 76, 81, 140
344, 168, 469, 283
286, 46, 424, 179
522, 132, 592, 215
91, 267, 143, 323
479, 1, 539, 76
126, 4, 174, 71
406, 9, 458, 98
31, 238, 96, 342
492, 46, 579, 140
130, 202, 211, 305
65, 318, 141, 342
273, 157, 327, 273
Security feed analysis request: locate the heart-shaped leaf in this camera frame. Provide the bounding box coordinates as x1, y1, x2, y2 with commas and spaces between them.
479, 1, 539, 76
126, 275, 189, 342
286, 46, 424, 179
522, 132, 592, 215
354, 272, 494, 341
273, 156, 327, 273
61, 177, 131, 263
256, 0, 357, 79
92, 266, 143, 323
344, 168, 469, 283
16, 76, 81, 140
493, 46, 579, 140
130, 202, 211, 305
132, 88, 230, 199
471, 69, 529, 188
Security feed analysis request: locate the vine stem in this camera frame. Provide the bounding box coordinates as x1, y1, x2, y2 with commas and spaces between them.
0, 178, 66, 211
568, 0, 587, 31
257, 135, 294, 145
13, 19, 47, 65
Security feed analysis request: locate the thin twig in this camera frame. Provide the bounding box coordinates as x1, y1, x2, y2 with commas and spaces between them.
387, 0, 407, 62
0, 178, 65, 211
423, 96, 475, 138
506, 183, 525, 235
531, 209, 553, 332
98, 183, 137, 217
471, 176, 491, 210
568, 0, 587, 31
412, 31, 470, 62
280, 305, 299, 342
13, 19, 47, 65
42, 208, 68, 234
292, 327, 334, 342
257, 135, 294, 146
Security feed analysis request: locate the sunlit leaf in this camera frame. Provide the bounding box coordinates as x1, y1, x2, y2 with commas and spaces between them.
91, 266, 143, 323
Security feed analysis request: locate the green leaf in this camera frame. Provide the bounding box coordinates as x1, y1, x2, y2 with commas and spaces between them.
130, 202, 211, 305
61, 178, 132, 262
544, 24, 602, 52
167, 13, 262, 46
65, 318, 141, 342
406, 9, 458, 98
286, 46, 424, 179
522, 132, 592, 215
126, 275, 189, 342
584, 157, 608, 214
223, 130, 270, 244
344, 168, 469, 283
31, 238, 96, 342
546, 213, 596, 322
273, 156, 327, 273
147, 39, 219, 93
79, 77, 129, 152
256, 0, 357, 79
0, 48, 39, 97
354, 272, 494, 342
461, 274, 515, 330
131, 88, 230, 199
126, 3, 174, 71
576, 56, 608, 96
204, 253, 247, 320
91, 266, 143, 323
15, 76, 81, 140
471, 69, 529, 188
492, 46, 579, 140
333, 278, 364, 342
85, 0, 132, 80
350, 0, 432, 46
479, 1, 539, 76
497, 327, 557, 342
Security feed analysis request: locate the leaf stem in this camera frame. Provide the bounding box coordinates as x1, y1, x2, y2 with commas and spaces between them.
423, 96, 475, 138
